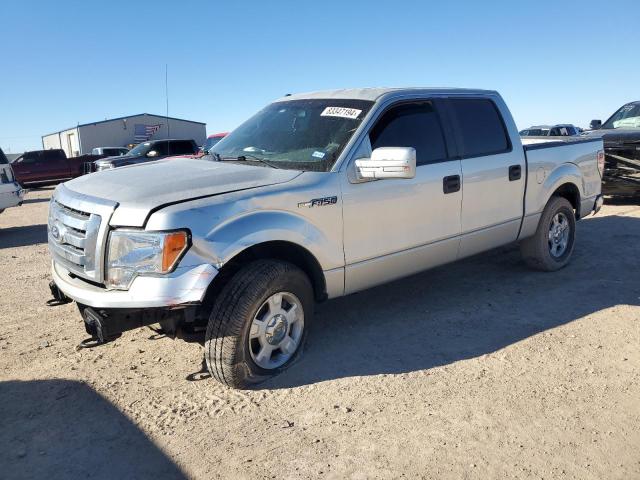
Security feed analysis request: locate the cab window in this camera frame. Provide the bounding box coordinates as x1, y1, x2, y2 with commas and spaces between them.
369, 102, 448, 166
448, 98, 510, 158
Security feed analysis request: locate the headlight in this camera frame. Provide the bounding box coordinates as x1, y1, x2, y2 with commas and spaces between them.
96, 162, 114, 171
106, 230, 189, 290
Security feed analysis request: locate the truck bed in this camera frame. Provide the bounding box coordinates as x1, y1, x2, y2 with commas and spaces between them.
521, 136, 603, 150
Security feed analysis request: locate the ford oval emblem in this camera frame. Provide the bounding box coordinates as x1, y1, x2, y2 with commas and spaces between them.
51, 224, 60, 241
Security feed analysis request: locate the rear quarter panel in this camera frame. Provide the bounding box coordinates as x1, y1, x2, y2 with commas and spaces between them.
523, 139, 603, 218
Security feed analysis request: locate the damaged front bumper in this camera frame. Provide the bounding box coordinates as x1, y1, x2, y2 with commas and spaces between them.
603, 151, 640, 196
51, 261, 218, 309
52, 261, 218, 343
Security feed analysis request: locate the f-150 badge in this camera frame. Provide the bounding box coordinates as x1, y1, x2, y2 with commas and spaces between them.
298, 196, 338, 208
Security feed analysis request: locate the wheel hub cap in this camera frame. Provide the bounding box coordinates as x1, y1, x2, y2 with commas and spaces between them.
548, 212, 570, 258
265, 314, 288, 345
248, 291, 305, 370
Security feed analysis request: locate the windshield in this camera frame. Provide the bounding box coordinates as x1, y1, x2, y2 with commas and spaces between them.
127, 142, 152, 156
204, 136, 223, 152
521, 128, 550, 136
211, 99, 374, 172
602, 103, 640, 129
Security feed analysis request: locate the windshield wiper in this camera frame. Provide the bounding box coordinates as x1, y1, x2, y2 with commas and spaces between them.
217, 153, 281, 169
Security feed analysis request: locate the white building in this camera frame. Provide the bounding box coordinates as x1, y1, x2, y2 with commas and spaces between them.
42, 113, 207, 157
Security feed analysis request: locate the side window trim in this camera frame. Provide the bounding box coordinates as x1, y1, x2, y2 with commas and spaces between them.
367, 99, 454, 167
433, 98, 460, 160
442, 97, 513, 160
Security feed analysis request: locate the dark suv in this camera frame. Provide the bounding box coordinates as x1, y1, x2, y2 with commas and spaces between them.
92, 139, 198, 171
583, 101, 640, 196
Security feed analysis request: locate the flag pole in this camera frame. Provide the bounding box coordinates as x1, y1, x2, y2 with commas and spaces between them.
165, 64, 170, 139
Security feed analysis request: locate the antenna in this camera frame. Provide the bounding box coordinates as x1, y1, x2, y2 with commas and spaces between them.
165, 64, 170, 139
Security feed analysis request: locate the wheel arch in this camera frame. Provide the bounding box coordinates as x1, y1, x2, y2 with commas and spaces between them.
197, 240, 328, 322
551, 182, 581, 218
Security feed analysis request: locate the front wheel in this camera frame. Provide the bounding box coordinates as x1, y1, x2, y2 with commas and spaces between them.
520, 196, 576, 271
204, 260, 313, 389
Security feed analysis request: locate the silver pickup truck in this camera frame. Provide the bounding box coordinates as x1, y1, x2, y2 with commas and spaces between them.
48, 88, 604, 388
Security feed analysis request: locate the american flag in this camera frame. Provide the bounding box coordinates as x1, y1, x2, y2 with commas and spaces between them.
134, 123, 163, 142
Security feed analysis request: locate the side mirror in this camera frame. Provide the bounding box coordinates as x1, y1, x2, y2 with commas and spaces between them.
146, 150, 158, 158
355, 147, 416, 180
590, 119, 602, 130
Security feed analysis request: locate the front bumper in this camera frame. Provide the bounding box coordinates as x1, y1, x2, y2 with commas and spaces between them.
593, 194, 604, 215
52, 260, 218, 309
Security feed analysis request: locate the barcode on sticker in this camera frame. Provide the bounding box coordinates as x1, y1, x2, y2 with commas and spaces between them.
321, 107, 362, 119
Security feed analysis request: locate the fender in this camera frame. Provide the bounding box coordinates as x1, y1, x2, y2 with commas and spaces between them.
196, 210, 343, 272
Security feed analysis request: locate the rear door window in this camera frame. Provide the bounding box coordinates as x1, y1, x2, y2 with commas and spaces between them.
0, 149, 8, 165
369, 102, 448, 166
168, 140, 196, 155
43, 150, 66, 161
448, 98, 510, 158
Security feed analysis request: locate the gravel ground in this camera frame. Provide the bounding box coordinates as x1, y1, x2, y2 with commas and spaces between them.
0, 187, 639, 480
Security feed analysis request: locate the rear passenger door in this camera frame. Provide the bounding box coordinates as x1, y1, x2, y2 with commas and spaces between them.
445, 97, 526, 257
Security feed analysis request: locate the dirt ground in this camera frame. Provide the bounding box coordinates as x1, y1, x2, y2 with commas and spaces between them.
0, 187, 638, 480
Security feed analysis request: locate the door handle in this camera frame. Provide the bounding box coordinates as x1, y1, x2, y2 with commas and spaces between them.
509, 165, 522, 181
442, 175, 460, 194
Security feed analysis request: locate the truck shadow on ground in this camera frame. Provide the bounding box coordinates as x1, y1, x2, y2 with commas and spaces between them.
267, 213, 640, 389
0, 379, 187, 480
0, 224, 47, 249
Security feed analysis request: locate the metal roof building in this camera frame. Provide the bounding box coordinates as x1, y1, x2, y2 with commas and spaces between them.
42, 113, 206, 157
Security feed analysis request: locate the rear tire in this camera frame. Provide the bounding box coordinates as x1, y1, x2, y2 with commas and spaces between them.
204, 260, 313, 389
520, 196, 576, 271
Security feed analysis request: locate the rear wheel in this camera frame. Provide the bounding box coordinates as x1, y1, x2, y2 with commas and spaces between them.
520, 196, 576, 271
204, 260, 313, 389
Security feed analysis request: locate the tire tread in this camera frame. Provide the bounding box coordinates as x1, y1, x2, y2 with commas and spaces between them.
204, 260, 312, 388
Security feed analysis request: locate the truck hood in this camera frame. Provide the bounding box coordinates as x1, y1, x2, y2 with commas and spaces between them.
581, 129, 640, 145
96, 153, 145, 166
63, 157, 302, 226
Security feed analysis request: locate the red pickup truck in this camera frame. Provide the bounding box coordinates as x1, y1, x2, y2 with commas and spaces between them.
11, 149, 104, 186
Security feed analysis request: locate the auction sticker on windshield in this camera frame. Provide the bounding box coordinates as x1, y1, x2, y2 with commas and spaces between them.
321, 107, 362, 119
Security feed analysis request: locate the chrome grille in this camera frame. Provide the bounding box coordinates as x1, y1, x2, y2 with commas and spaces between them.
48, 184, 117, 283
48, 200, 102, 280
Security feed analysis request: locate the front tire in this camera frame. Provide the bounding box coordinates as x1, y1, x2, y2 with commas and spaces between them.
520, 196, 576, 271
204, 260, 313, 389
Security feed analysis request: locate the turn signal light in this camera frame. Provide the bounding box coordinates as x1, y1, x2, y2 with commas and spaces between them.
162, 231, 188, 271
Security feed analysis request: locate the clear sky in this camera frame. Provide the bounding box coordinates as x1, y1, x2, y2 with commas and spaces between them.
1, 0, 638, 153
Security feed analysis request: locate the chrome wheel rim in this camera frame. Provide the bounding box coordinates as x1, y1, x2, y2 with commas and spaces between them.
548, 212, 570, 258
248, 292, 304, 370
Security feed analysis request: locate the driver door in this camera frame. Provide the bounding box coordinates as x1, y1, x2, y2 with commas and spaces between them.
341, 100, 462, 294
12, 152, 42, 183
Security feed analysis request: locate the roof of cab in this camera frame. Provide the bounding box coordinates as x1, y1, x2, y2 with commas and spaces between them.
276, 87, 497, 103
